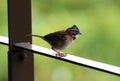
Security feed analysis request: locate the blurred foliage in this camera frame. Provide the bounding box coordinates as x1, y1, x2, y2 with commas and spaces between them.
0, 0, 120, 81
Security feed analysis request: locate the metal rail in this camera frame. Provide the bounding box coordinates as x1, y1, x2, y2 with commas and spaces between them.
0, 36, 120, 76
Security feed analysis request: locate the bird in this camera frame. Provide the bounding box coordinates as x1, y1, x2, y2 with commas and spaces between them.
28, 25, 82, 57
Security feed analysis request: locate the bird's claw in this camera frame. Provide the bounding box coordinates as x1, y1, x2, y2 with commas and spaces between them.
55, 52, 67, 57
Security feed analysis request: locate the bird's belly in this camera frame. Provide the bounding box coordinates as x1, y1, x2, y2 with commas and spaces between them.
56, 39, 73, 50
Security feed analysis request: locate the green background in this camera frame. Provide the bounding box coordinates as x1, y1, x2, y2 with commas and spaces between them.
0, 0, 120, 81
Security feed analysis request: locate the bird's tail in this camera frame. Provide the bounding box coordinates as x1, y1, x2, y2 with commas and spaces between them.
26, 34, 44, 39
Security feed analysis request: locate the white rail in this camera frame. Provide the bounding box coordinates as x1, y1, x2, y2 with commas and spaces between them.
0, 36, 120, 76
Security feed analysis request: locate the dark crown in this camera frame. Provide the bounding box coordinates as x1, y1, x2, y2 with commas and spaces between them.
67, 25, 82, 35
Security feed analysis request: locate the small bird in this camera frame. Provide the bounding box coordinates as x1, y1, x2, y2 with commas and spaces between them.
29, 25, 82, 57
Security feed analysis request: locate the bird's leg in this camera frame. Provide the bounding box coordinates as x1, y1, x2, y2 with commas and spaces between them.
52, 48, 67, 57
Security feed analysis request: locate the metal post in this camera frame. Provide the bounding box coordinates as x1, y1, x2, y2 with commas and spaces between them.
7, 0, 34, 81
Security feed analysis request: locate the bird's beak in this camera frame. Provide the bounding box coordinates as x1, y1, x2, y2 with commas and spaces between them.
79, 32, 82, 35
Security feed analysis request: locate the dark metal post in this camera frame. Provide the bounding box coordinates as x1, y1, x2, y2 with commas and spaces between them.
7, 0, 34, 81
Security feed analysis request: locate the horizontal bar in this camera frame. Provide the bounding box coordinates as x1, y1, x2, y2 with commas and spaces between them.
0, 36, 120, 76
0, 36, 9, 45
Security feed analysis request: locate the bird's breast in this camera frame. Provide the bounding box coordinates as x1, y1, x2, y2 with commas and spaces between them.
58, 35, 73, 50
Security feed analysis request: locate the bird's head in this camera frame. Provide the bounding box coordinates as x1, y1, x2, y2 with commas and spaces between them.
66, 25, 82, 40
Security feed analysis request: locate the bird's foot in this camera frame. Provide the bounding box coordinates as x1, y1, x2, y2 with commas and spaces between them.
55, 52, 67, 57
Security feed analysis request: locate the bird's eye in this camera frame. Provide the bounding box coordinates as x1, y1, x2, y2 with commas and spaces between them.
72, 31, 79, 35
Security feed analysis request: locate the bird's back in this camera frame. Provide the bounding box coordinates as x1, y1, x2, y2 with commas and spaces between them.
43, 30, 73, 50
